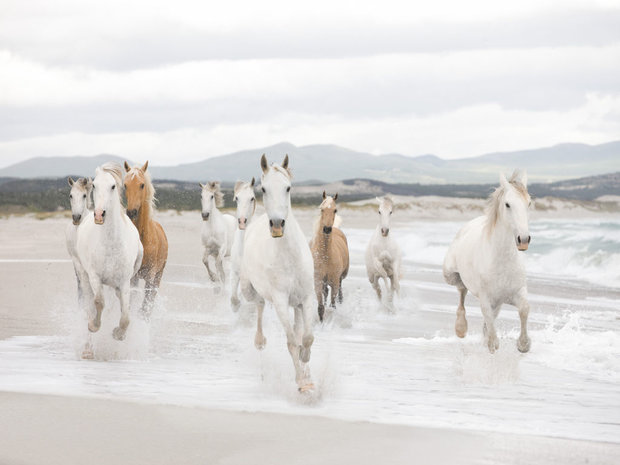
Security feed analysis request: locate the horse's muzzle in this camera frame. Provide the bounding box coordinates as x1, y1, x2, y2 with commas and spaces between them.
270, 218, 285, 238
238, 217, 247, 230
202, 212, 210, 221
381, 227, 389, 237
72, 214, 81, 225
517, 235, 531, 251
94, 210, 105, 225
323, 226, 332, 234
126, 208, 138, 220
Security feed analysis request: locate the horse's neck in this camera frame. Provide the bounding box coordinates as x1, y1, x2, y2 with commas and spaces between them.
100, 205, 126, 240
135, 200, 152, 237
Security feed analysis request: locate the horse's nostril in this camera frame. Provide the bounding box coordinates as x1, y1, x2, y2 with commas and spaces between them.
517, 235, 521, 244
527, 236, 531, 244
102, 211, 106, 218
269, 219, 273, 227
281, 220, 285, 227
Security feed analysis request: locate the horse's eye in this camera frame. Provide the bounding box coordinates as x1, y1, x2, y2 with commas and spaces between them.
140, 183, 145, 189
251, 197, 255, 202
261, 187, 266, 193
505, 203, 510, 208
286, 186, 290, 193
390, 211, 392, 215
83, 194, 86, 199
69, 194, 73, 199
334, 209, 337, 213
111, 185, 115, 190
234, 197, 238, 202
211, 195, 214, 199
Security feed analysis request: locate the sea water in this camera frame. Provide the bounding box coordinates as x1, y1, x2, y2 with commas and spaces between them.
0, 217, 618, 442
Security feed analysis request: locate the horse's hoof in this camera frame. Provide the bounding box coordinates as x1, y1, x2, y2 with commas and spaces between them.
88, 321, 101, 333
81, 349, 94, 360
517, 336, 531, 353
455, 319, 468, 338
112, 327, 126, 341
254, 334, 266, 350
487, 337, 499, 353
298, 383, 315, 393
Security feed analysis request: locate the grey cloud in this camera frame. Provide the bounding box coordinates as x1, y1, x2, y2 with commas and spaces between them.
1, 9, 619, 70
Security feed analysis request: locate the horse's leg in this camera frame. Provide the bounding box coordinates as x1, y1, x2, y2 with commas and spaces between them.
370, 274, 382, 300
112, 282, 131, 341
298, 295, 315, 390
480, 298, 499, 353
330, 278, 339, 308
141, 270, 162, 319
455, 286, 468, 338
273, 296, 308, 389
315, 275, 325, 322
294, 305, 304, 345
203, 250, 216, 282
254, 298, 266, 350
230, 269, 241, 311
512, 289, 531, 353
338, 275, 344, 304
87, 276, 104, 333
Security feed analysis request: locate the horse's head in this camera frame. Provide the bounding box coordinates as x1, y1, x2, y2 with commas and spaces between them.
200, 181, 223, 221
233, 177, 256, 230
377, 196, 393, 237
67, 177, 92, 225
496, 171, 531, 251
319, 191, 338, 235
123, 161, 151, 221
260, 154, 291, 238
92, 163, 124, 225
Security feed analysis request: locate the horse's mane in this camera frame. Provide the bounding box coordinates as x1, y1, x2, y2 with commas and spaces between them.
99, 163, 124, 200
127, 166, 156, 216
380, 196, 394, 210
206, 181, 225, 208
486, 171, 530, 231
270, 164, 292, 179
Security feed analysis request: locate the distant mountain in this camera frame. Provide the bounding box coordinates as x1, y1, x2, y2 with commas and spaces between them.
0, 141, 618, 184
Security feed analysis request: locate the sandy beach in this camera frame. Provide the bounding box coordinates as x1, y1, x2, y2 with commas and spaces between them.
1, 198, 619, 464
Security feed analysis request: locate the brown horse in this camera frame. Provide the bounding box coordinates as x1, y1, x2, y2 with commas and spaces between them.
310, 191, 350, 321
123, 161, 168, 316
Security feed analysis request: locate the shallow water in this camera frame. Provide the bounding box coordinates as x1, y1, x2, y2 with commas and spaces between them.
0, 214, 619, 443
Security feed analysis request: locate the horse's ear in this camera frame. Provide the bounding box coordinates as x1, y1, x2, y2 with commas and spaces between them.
250, 177, 255, 187
78, 177, 89, 187
519, 170, 528, 188
375, 196, 381, 204
499, 172, 509, 189
199, 183, 205, 189
67, 177, 74, 186
260, 154, 268, 173
87, 177, 93, 189
322, 191, 326, 199
142, 160, 149, 172
282, 154, 289, 170
124, 161, 131, 172
334, 193, 338, 201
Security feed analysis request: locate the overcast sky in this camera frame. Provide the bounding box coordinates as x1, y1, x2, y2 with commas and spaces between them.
1, 0, 619, 168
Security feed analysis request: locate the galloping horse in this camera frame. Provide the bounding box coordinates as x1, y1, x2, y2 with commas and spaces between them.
309, 192, 349, 321
77, 163, 143, 342
443, 171, 532, 353
200, 181, 236, 290
241, 154, 315, 392
65, 177, 92, 308
230, 177, 256, 311
124, 161, 168, 316
365, 196, 402, 310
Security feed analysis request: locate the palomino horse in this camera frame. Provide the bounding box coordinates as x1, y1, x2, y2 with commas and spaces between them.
230, 177, 256, 311
443, 171, 532, 353
123, 161, 168, 316
365, 196, 402, 310
309, 191, 349, 321
65, 177, 92, 308
200, 181, 236, 290
241, 154, 315, 392
76, 163, 143, 342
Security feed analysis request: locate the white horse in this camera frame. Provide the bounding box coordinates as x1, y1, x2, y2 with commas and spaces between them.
65, 176, 92, 308
443, 171, 532, 353
241, 154, 315, 392
365, 196, 402, 310
76, 163, 143, 342
230, 177, 256, 311
200, 181, 236, 289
